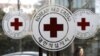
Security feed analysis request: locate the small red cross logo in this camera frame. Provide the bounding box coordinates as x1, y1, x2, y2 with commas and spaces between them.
44, 17, 63, 38
11, 18, 23, 30
77, 18, 90, 30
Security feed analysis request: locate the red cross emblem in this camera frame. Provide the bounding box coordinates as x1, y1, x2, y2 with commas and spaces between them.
77, 18, 90, 30
11, 18, 23, 30
44, 17, 63, 37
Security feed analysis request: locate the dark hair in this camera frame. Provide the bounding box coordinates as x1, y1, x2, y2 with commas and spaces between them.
74, 46, 84, 56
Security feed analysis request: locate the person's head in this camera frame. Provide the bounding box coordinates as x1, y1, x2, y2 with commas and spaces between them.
74, 46, 84, 56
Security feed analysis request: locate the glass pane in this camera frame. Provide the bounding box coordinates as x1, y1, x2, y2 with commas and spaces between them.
0, 0, 99, 56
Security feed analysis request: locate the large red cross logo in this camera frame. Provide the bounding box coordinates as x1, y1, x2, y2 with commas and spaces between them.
44, 17, 63, 38
77, 18, 90, 30
11, 18, 23, 30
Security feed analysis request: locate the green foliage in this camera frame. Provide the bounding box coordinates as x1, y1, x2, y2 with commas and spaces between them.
0, 9, 5, 32
0, 9, 5, 20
